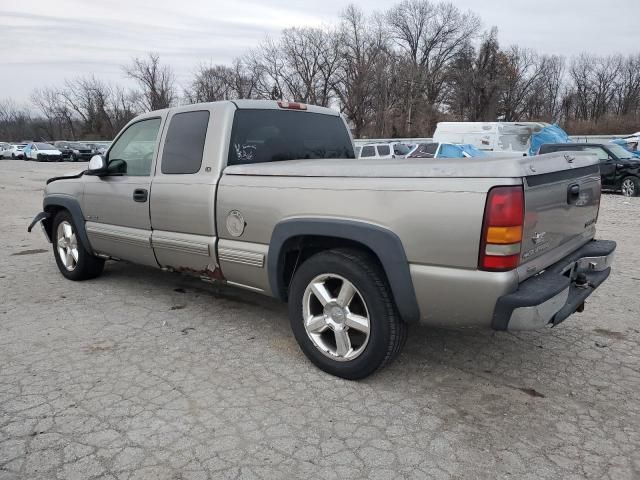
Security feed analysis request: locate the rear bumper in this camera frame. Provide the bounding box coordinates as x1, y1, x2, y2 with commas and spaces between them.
492, 239, 616, 331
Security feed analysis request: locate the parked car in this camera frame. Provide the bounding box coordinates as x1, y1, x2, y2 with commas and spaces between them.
29, 100, 615, 379
1, 143, 26, 159
538, 143, 640, 197
84, 142, 111, 155
408, 142, 487, 159
24, 142, 63, 162
54, 141, 94, 162
358, 143, 394, 159
0, 143, 10, 158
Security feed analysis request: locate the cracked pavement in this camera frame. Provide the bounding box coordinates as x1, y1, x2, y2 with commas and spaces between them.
1, 161, 639, 479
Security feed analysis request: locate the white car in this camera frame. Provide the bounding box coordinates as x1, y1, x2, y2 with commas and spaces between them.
1, 144, 27, 159
24, 143, 63, 162
0, 143, 10, 158
357, 142, 413, 159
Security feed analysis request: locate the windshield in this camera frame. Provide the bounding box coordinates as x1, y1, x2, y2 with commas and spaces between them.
35, 143, 55, 149
608, 144, 636, 159
228, 110, 354, 165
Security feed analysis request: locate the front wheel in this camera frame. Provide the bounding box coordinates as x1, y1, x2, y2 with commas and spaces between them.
621, 176, 639, 197
52, 211, 105, 280
288, 249, 407, 380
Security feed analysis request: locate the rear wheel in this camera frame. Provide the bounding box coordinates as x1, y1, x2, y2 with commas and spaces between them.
621, 176, 639, 197
288, 249, 407, 380
52, 211, 104, 280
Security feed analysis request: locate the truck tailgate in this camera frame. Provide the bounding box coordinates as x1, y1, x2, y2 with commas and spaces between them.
520, 153, 601, 273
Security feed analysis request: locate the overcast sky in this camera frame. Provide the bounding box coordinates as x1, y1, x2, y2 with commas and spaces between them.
1, 0, 638, 104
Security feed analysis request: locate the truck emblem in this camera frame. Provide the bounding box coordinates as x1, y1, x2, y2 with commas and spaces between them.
532, 232, 547, 244
226, 210, 246, 237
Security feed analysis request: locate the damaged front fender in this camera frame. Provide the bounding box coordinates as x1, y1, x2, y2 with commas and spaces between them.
27, 211, 52, 241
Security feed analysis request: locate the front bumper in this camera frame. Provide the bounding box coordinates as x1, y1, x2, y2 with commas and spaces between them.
492, 240, 616, 331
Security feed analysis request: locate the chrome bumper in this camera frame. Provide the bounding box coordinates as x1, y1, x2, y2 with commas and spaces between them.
493, 240, 616, 331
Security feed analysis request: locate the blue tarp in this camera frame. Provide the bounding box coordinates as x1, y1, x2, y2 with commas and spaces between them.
529, 124, 570, 156
438, 143, 487, 158
610, 138, 640, 157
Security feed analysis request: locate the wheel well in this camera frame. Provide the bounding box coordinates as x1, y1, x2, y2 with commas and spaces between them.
278, 235, 385, 301
42, 205, 65, 240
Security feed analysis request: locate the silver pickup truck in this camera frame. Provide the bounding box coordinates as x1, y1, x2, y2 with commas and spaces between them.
29, 100, 616, 379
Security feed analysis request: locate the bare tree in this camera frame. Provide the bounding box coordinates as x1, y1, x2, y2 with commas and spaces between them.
31, 88, 75, 140
333, 5, 386, 137
386, 0, 480, 134
124, 53, 176, 111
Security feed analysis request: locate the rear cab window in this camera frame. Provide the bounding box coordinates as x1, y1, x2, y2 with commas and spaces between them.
228, 109, 354, 166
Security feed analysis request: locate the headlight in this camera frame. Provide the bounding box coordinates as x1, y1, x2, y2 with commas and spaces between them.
73, 149, 80, 154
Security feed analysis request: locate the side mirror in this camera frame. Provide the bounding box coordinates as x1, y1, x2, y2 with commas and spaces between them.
86, 155, 107, 175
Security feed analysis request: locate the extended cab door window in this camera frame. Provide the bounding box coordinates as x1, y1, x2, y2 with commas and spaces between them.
161, 111, 210, 174
108, 118, 162, 176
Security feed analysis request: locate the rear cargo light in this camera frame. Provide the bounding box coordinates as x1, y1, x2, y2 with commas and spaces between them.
277, 101, 307, 110
479, 186, 524, 272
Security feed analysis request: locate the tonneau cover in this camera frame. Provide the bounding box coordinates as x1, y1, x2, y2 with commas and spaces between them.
224, 152, 598, 179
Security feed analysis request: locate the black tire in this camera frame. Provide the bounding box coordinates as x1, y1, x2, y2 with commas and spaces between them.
52, 210, 105, 281
288, 248, 407, 380
620, 176, 639, 197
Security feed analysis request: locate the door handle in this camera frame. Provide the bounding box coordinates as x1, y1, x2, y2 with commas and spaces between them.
133, 188, 148, 203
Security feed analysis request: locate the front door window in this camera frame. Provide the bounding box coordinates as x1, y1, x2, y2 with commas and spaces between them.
107, 118, 162, 176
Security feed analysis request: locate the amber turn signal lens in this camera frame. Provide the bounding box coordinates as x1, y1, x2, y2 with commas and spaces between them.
486, 225, 523, 244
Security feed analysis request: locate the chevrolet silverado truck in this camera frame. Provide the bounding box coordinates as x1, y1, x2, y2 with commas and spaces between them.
29, 100, 616, 379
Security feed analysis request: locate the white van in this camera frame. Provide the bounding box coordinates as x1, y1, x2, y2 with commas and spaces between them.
433, 122, 549, 154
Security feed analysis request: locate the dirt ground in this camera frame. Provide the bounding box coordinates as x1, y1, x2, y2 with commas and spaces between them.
0, 160, 639, 479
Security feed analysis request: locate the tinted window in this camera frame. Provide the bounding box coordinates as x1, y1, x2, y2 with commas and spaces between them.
35, 143, 55, 149
376, 145, 391, 156
228, 110, 354, 166
360, 146, 375, 157
161, 111, 210, 174
108, 118, 161, 176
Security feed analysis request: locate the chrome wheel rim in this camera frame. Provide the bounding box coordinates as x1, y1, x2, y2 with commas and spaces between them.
302, 274, 370, 362
621, 179, 635, 197
56, 221, 79, 271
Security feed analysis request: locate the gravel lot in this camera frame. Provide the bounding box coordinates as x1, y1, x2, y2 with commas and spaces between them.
0, 160, 639, 480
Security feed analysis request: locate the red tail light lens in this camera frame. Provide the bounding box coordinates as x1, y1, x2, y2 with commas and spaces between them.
479, 186, 524, 271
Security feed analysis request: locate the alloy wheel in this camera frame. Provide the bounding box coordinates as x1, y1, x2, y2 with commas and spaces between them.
56, 221, 79, 271
302, 274, 371, 362
621, 178, 636, 197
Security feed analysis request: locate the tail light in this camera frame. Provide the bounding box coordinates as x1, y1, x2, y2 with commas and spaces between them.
479, 186, 524, 271
277, 101, 307, 110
